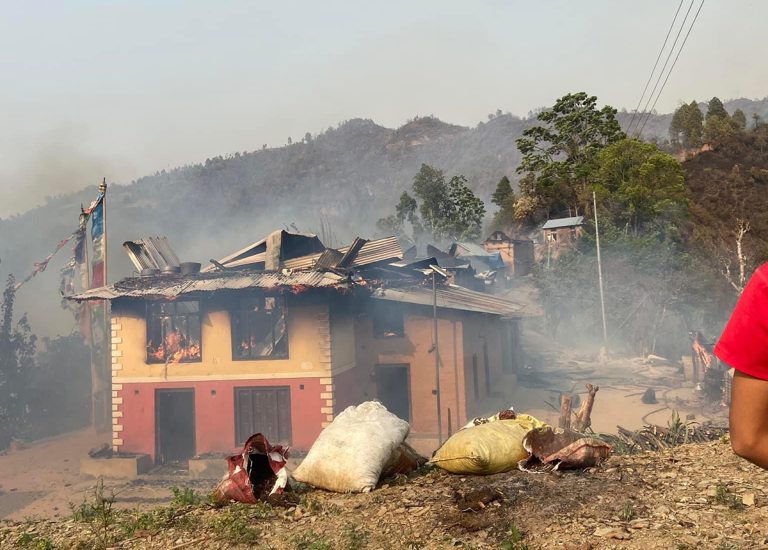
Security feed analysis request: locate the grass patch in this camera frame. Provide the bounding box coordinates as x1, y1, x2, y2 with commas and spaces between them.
620, 500, 635, 522
299, 495, 323, 514
170, 486, 206, 507
208, 502, 271, 544
343, 525, 368, 550
15, 532, 55, 550
292, 530, 333, 550
714, 485, 745, 510
665, 410, 696, 446
119, 505, 201, 538
69, 478, 118, 550
499, 524, 529, 550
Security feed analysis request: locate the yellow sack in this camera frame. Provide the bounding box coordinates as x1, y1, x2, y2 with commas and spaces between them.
430, 414, 547, 475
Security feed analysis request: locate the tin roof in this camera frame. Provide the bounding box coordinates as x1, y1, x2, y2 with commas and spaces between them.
68, 270, 347, 301
202, 230, 324, 272
371, 284, 535, 318
282, 236, 402, 270
123, 237, 181, 271
449, 242, 494, 258
541, 216, 584, 230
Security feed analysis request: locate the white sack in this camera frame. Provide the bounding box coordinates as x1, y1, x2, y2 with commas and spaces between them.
292, 401, 410, 492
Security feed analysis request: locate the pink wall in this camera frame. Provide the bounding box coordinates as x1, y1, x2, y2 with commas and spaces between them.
120, 377, 324, 461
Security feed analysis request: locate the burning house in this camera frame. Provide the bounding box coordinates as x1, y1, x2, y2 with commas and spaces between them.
70, 230, 534, 461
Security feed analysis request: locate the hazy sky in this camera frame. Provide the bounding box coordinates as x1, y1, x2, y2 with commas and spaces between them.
1, 0, 765, 217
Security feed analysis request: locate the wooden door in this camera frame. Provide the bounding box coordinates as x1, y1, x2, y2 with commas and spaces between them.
155, 389, 195, 464
234, 386, 291, 446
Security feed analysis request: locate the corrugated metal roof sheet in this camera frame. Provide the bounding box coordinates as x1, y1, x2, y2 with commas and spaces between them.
202, 230, 323, 272
350, 236, 402, 267
451, 242, 494, 258
371, 285, 536, 317
541, 216, 584, 230
68, 270, 347, 301
123, 237, 181, 271
282, 236, 402, 270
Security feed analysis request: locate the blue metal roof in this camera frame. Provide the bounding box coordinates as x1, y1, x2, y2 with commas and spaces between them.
541, 216, 584, 230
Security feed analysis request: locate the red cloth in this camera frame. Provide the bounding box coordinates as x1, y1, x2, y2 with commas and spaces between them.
715, 263, 768, 380
212, 433, 289, 504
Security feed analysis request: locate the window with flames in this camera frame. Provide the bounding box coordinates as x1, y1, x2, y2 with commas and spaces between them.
231, 296, 288, 360
146, 301, 202, 363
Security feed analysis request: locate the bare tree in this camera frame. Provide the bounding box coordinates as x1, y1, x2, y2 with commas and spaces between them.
722, 219, 751, 294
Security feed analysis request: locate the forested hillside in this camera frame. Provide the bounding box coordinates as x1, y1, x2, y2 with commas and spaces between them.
0, 97, 767, 336
685, 124, 768, 276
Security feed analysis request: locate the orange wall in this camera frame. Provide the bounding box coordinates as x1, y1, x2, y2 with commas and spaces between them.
111, 296, 332, 381
351, 308, 469, 454
461, 314, 507, 419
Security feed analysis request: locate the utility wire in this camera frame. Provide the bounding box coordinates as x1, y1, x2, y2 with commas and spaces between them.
627, 0, 685, 134
637, 0, 705, 136
631, 0, 696, 137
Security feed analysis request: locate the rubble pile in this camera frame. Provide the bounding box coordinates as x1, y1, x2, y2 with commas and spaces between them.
3, 439, 768, 549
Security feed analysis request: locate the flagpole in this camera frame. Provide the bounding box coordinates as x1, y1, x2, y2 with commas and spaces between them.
82, 208, 98, 432
100, 178, 108, 286
99, 178, 110, 436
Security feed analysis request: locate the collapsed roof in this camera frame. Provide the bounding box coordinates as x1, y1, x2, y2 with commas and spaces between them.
69, 270, 347, 301
68, 230, 534, 317
203, 230, 326, 271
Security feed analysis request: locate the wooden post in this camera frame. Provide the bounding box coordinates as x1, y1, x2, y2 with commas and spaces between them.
593, 192, 608, 355
432, 270, 443, 447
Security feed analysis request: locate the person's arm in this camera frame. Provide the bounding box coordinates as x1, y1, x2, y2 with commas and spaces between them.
730, 370, 768, 469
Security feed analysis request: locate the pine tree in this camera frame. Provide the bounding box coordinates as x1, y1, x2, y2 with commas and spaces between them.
706, 97, 728, 121
492, 176, 514, 207
731, 109, 747, 131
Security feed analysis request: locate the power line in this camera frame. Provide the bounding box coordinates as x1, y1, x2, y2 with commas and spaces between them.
627, 0, 685, 134
630, 0, 696, 137
637, 0, 705, 136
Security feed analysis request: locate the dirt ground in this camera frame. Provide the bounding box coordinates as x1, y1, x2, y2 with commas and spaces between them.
2, 440, 766, 549
0, 429, 210, 522
509, 327, 728, 434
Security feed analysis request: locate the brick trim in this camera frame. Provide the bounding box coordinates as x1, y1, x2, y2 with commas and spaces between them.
111, 317, 123, 452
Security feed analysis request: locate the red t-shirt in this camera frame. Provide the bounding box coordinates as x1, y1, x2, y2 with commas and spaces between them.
715, 263, 768, 380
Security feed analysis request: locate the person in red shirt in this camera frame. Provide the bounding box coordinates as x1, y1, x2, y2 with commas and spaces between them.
715, 263, 768, 469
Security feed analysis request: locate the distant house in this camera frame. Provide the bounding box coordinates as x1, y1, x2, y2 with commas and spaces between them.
482, 231, 535, 278
541, 216, 584, 242
71, 230, 534, 460
540, 216, 584, 261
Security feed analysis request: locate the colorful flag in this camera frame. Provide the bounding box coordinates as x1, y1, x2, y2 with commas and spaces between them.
89, 194, 106, 287
15, 233, 79, 290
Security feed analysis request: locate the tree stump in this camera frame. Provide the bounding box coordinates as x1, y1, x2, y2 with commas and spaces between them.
573, 383, 599, 432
